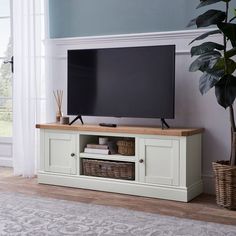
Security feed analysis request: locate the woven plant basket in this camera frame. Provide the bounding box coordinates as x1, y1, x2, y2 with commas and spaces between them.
212, 161, 236, 209
117, 139, 135, 156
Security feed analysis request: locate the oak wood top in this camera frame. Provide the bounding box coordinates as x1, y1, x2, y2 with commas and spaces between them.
36, 123, 204, 136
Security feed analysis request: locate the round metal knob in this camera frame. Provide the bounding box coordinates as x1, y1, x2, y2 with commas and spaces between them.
71, 153, 75, 157
139, 159, 144, 163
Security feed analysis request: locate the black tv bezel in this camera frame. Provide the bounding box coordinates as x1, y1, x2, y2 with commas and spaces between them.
67, 45, 175, 119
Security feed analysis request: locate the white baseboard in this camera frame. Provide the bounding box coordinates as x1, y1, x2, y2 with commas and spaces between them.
202, 174, 215, 195
0, 157, 13, 167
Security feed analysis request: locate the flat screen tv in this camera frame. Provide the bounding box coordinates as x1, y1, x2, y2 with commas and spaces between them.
67, 45, 175, 121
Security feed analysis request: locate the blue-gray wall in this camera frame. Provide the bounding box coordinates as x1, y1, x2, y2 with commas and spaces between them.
48, 0, 235, 38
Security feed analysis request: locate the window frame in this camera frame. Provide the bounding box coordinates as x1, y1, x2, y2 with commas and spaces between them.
0, 0, 13, 140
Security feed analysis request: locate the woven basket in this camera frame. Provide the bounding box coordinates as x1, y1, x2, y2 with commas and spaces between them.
82, 159, 135, 180
212, 161, 236, 209
117, 140, 135, 156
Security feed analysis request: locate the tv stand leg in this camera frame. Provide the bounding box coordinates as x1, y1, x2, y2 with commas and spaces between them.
161, 118, 170, 130
69, 115, 84, 125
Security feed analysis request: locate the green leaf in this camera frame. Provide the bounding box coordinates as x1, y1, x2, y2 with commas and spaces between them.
227, 59, 236, 74
189, 30, 221, 44
199, 71, 223, 94
187, 18, 196, 27
215, 74, 236, 108
218, 23, 236, 47
189, 51, 221, 72
213, 58, 236, 74
197, 0, 229, 9
225, 48, 236, 58
196, 10, 226, 28
198, 57, 234, 94
229, 16, 236, 23
191, 42, 224, 56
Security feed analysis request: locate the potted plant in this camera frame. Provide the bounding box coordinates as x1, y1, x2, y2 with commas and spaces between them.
187, 0, 236, 209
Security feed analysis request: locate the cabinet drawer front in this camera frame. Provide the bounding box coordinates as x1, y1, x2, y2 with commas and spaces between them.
44, 132, 77, 175
139, 138, 179, 186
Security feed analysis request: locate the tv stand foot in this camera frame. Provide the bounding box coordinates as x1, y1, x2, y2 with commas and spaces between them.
161, 118, 170, 129
69, 115, 84, 125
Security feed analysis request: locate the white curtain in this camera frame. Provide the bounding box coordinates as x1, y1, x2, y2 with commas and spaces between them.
12, 0, 49, 177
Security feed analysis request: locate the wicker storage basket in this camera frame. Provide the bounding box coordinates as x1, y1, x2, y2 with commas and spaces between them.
212, 161, 236, 209
117, 139, 135, 156
82, 159, 135, 180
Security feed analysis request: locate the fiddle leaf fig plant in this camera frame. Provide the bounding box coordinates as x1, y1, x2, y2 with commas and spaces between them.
188, 0, 236, 166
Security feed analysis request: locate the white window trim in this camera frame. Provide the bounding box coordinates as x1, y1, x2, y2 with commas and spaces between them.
0, 0, 13, 141
0, 16, 10, 19
0, 137, 12, 143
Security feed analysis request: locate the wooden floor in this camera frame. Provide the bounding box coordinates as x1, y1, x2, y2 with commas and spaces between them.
0, 167, 236, 226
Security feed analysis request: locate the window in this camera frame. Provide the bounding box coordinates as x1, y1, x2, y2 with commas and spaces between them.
0, 0, 12, 137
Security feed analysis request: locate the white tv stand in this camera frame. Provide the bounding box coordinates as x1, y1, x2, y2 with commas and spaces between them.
36, 123, 204, 202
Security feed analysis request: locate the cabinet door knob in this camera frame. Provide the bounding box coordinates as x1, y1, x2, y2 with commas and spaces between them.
139, 159, 144, 163
71, 153, 75, 157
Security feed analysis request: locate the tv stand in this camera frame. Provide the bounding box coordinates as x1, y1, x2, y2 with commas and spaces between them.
36, 123, 204, 202
161, 118, 170, 129
69, 115, 84, 125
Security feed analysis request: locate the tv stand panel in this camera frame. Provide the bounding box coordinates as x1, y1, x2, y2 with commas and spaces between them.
36, 123, 204, 202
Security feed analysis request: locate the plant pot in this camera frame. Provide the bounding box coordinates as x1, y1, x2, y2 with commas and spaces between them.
212, 161, 236, 209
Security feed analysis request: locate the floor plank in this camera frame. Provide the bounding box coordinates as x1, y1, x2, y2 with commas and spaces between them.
0, 167, 236, 225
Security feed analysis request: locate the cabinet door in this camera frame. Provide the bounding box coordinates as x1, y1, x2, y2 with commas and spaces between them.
139, 138, 179, 186
44, 131, 77, 175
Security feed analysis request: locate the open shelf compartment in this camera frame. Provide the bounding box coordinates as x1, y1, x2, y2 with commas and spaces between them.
79, 134, 136, 157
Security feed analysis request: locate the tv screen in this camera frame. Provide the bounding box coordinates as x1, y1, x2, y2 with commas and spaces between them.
67, 45, 175, 119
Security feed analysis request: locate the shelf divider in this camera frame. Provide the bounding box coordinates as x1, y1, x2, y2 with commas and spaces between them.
79, 152, 137, 162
